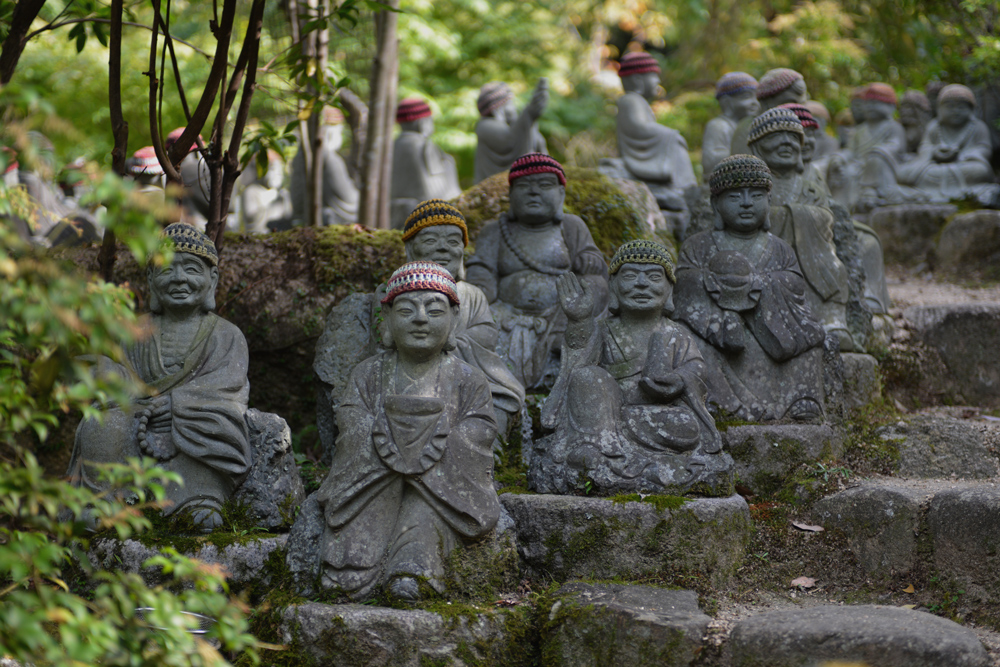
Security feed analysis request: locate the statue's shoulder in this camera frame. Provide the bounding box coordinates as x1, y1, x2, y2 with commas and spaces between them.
209, 313, 249, 347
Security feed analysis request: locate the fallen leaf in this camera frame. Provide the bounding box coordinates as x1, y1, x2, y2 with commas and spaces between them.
900, 604, 916, 610
791, 521, 824, 533
903, 584, 915, 593
791, 576, 815, 589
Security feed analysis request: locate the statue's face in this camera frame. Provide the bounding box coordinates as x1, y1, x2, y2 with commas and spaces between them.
850, 98, 866, 123
149, 252, 218, 313
899, 103, 919, 126
324, 124, 344, 151
866, 101, 895, 122
612, 263, 671, 313
938, 99, 973, 128
721, 91, 760, 120
638, 72, 661, 100
714, 186, 770, 235
509, 173, 565, 226
387, 290, 454, 357
502, 100, 519, 124
756, 130, 802, 171
406, 225, 465, 278
264, 159, 284, 189
802, 127, 818, 163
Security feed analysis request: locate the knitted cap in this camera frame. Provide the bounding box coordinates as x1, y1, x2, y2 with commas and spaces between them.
938, 84, 976, 108
478, 82, 513, 117
748, 107, 805, 145
508, 152, 566, 186
850, 84, 870, 100
709, 155, 772, 196
756, 68, 804, 100
402, 199, 469, 246
127, 146, 164, 176
162, 223, 218, 267
804, 101, 831, 124
900, 90, 931, 113
618, 51, 661, 78
778, 103, 819, 130
397, 98, 432, 124
860, 83, 898, 106
165, 127, 203, 153
323, 106, 345, 125
381, 261, 460, 306
609, 240, 675, 283
716, 72, 758, 99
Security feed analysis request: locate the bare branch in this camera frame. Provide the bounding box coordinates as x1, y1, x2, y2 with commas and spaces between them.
100, 0, 128, 282
0, 0, 48, 85
25, 18, 213, 58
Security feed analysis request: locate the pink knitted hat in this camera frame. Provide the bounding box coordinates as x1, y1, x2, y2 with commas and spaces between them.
508, 152, 566, 186
381, 261, 460, 306
397, 98, 433, 124
618, 51, 661, 78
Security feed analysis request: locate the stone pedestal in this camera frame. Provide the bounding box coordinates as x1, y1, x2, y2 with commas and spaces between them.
723, 424, 844, 496
866, 204, 957, 268
937, 209, 1000, 279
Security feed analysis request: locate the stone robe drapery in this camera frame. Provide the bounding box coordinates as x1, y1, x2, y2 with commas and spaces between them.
70, 313, 251, 513
673, 230, 826, 421
317, 352, 499, 598
389, 132, 462, 229
616, 93, 696, 191
702, 115, 738, 180
474, 115, 547, 184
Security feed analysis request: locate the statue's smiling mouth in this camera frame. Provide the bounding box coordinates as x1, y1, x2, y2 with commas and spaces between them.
169, 288, 192, 297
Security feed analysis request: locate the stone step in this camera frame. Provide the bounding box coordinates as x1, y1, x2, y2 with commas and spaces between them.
500, 493, 750, 587
866, 203, 957, 269
722, 424, 844, 496
877, 414, 1000, 479
729, 604, 989, 667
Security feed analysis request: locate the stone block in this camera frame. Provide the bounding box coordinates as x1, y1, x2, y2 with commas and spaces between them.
877, 415, 999, 479
929, 485, 1000, 600
542, 582, 709, 667
840, 352, 882, 409
281, 602, 524, 666
866, 204, 957, 268
730, 605, 988, 667
937, 209, 1000, 278
904, 304, 1000, 408
723, 424, 844, 495
499, 493, 750, 587
234, 409, 305, 530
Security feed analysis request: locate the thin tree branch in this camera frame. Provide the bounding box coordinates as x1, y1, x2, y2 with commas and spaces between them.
146, 0, 181, 184
25, 18, 213, 58
99, 0, 128, 283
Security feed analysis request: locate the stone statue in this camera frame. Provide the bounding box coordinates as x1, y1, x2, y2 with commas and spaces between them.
389, 98, 462, 229
803, 101, 840, 165
126, 146, 167, 207
747, 107, 853, 349
291, 107, 359, 226
315, 262, 500, 601
926, 81, 946, 118
68, 224, 251, 531
240, 149, 292, 234
899, 91, 932, 155
730, 68, 808, 156
702, 72, 760, 178
466, 154, 610, 390
612, 51, 697, 220
833, 107, 855, 150
474, 80, 549, 184
673, 155, 827, 422
313, 200, 525, 458
166, 128, 212, 230
531, 240, 731, 496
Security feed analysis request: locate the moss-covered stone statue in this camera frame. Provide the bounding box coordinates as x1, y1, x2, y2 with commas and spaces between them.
474, 80, 549, 184
69, 224, 251, 531
530, 240, 731, 496
729, 68, 809, 156
702, 72, 760, 178
314, 262, 500, 601
673, 155, 826, 422
465, 154, 610, 390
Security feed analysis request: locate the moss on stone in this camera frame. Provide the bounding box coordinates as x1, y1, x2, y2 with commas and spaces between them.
609, 493, 693, 513
444, 531, 520, 601
311, 225, 405, 289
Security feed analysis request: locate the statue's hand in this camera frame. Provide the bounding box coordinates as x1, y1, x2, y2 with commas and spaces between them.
556, 273, 595, 321
526, 78, 549, 119
640, 372, 685, 401
138, 395, 176, 461
933, 145, 958, 163
720, 310, 746, 351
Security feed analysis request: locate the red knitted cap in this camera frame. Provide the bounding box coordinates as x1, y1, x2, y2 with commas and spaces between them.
618, 51, 660, 78
860, 83, 898, 106
778, 103, 819, 130
397, 98, 432, 124
508, 152, 566, 186
128, 146, 164, 176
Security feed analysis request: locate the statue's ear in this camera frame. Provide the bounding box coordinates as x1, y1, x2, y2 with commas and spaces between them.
662, 282, 675, 316
553, 185, 566, 223
204, 265, 220, 312
710, 198, 725, 230
444, 303, 461, 351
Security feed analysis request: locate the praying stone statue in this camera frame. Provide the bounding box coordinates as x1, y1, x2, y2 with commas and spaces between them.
69, 224, 251, 531
474, 80, 549, 184
389, 98, 462, 229
730, 68, 809, 156
240, 149, 292, 234
900, 91, 932, 155
313, 201, 525, 457
314, 262, 500, 601
747, 107, 853, 350
466, 154, 610, 390
291, 107, 359, 226
530, 241, 731, 496
673, 156, 826, 422
612, 51, 697, 221
702, 72, 760, 178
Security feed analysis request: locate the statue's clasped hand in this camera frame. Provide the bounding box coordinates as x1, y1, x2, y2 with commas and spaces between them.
640, 372, 685, 401
138, 394, 177, 461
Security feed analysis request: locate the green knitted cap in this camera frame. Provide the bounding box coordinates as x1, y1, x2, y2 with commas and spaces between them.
162, 223, 218, 267
709, 154, 772, 196
609, 240, 675, 283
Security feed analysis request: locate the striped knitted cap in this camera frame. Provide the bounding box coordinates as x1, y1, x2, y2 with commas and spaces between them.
165, 127, 203, 153
618, 51, 661, 78
938, 84, 976, 108
397, 98, 433, 124
860, 83, 898, 106
323, 106, 345, 125
402, 199, 469, 246
478, 82, 513, 117
778, 103, 819, 130
508, 152, 566, 186
900, 90, 931, 113
381, 261, 460, 306
804, 101, 831, 124
756, 68, 804, 100
716, 72, 758, 99
709, 155, 772, 196
127, 146, 165, 176
162, 223, 218, 267
748, 107, 805, 145
851, 84, 870, 100
609, 240, 675, 283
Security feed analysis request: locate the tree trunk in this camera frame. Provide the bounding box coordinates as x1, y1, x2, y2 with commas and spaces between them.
340, 88, 368, 182
99, 0, 128, 283
0, 0, 47, 85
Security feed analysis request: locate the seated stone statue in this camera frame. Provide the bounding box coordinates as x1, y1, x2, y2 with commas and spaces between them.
747, 108, 852, 349
730, 68, 809, 156
899, 91, 932, 155
674, 155, 826, 422
702, 72, 760, 179
315, 262, 500, 601
290, 107, 359, 226
240, 149, 292, 234
390, 98, 462, 229
474, 80, 548, 184
612, 51, 697, 218
313, 200, 525, 457
69, 224, 251, 530
531, 241, 730, 496
466, 154, 610, 390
